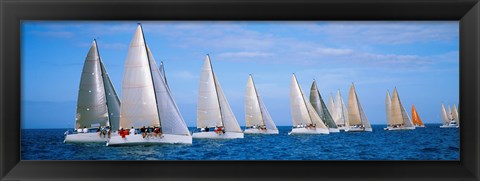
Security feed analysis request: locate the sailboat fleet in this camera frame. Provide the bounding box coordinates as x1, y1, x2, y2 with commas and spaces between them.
64, 24, 458, 145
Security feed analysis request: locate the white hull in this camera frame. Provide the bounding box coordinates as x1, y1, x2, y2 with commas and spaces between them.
192, 132, 244, 139
64, 132, 109, 143
106, 134, 192, 146
345, 127, 372, 132
440, 125, 459, 128
328, 128, 340, 133
244, 129, 279, 134
415, 125, 426, 128
383, 126, 415, 131
288, 128, 329, 135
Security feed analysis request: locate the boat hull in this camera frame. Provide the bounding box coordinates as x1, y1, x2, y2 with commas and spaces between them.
328, 128, 340, 133
244, 129, 279, 134
288, 128, 329, 135
64, 132, 109, 143
415, 125, 426, 128
440, 125, 459, 128
345, 127, 373, 132
192, 132, 244, 139
106, 134, 192, 146
383, 126, 415, 131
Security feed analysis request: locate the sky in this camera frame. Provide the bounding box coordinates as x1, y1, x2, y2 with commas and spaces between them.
21, 21, 459, 129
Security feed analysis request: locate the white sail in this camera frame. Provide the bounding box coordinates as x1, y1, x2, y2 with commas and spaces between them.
258, 95, 278, 130
215, 73, 243, 132
120, 25, 160, 129
146, 47, 190, 135
245, 75, 278, 130
197, 55, 223, 128
390, 88, 413, 127
327, 94, 336, 117
75, 41, 109, 129
441, 103, 449, 125
448, 105, 453, 120
334, 90, 349, 127
99, 59, 121, 131
245, 75, 263, 127
310, 80, 338, 128
197, 55, 242, 133
385, 91, 392, 126
290, 74, 328, 129
453, 104, 459, 124
348, 83, 371, 128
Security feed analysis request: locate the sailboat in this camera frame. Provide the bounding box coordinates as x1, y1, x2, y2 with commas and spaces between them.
65, 40, 121, 143
244, 75, 279, 134
288, 74, 329, 135
452, 104, 460, 125
192, 55, 244, 139
332, 90, 349, 131
384, 88, 415, 131
309, 80, 339, 133
440, 103, 459, 128
346, 83, 372, 132
411, 105, 426, 127
107, 24, 192, 146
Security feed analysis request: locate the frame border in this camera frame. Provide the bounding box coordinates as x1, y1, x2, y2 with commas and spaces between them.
1, 0, 479, 180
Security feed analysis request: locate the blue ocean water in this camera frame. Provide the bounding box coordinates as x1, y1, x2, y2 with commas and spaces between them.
21, 124, 459, 160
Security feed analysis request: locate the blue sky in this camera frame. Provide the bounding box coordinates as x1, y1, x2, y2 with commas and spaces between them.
21, 21, 459, 129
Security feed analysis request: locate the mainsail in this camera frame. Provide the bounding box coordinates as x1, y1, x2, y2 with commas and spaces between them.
385, 91, 392, 126
447, 105, 453, 120
334, 90, 349, 127
441, 103, 449, 125
120, 24, 190, 135
452, 104, 459, 124
197, 55, 242, 132
245, 75, 278, 130
76, 40, 119, 130
347, 83, 371, 128
390, 88, 414, 128
327, 94, 336, 117
411, 105, 425, 126
290, 74, 328, 129
309, 80, 338, 128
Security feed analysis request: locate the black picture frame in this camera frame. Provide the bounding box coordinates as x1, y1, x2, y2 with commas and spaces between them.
1, 0, 479, 180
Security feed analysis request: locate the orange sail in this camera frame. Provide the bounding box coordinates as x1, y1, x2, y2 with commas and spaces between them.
411, 105, 425, 127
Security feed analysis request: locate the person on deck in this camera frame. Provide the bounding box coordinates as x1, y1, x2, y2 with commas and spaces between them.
83, 126, 88, 133
140, 126, 146, 138
130, 127, 135, 135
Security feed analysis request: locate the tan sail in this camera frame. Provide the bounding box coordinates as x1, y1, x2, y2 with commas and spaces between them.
347, 83, 371, 128
411, 105, 425, 126
348, 83, 362, 125
390, 88, 414, 128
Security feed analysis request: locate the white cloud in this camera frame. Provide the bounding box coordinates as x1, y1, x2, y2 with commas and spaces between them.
218, 51, 273, 59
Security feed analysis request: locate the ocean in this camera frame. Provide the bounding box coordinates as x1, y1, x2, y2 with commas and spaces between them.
21, 124, 459, 160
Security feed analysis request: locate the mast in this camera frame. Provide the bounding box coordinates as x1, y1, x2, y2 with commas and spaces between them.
294, 74, 314, 124
209, 55, 226, 127
139, 23, 162, 128
250, 74, 265, 126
